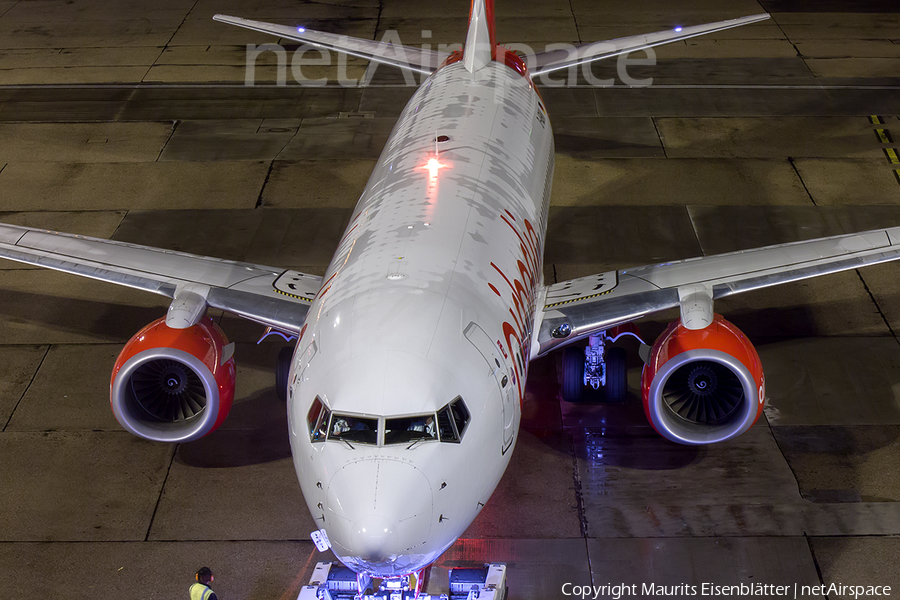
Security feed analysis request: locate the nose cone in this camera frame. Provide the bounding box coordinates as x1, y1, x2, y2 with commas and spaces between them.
325, 459, 434, 575
352, 514, 396, 559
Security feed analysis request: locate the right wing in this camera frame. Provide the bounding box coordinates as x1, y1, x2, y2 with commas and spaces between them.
534, 226, 900, 357
530, 13, 770, 77
0, 222, 322, 335
213, 14, 451, 75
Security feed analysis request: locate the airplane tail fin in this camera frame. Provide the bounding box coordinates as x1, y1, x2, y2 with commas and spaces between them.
462, 0, 496, 73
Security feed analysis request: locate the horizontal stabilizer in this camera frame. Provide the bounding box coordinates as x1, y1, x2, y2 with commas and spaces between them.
531, 13, 770, 77
214, 14, 450, 75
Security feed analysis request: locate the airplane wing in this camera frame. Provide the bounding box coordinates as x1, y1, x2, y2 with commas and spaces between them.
534, 226, 900, 357
0, 222, 321, 335
213, 14, 450, 75
530, 13, 770, 77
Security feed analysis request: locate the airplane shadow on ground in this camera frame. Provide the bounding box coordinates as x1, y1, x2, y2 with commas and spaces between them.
0, 288, 169, 342
176, 389, 292, 468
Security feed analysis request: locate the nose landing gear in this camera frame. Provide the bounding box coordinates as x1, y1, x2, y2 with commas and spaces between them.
296, 562, 508, 600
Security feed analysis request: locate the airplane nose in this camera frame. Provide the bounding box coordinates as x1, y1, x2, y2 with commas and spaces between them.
352, 514, 396, 560
325, 459, 434, 573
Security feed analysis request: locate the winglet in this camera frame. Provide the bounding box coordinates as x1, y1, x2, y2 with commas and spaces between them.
463, 0, 495, 73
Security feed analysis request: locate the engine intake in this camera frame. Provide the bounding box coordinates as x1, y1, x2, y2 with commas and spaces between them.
110, 316, 236, 443
641, 315, 765, 445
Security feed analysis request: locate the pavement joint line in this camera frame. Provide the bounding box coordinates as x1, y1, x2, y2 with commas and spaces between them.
567, 0, 581, 44
569, 432, 589, 539
255, 160, 277, 209
855, 269, 898, 342
650, 116, 667, 158
373, 0, 384, 43
109, 209, 130, 243
272, 123, 302, 163
589, 83, 601, 118
804, 534, 828, 587
163, 0, 201, 52
788, 156, 817, 206
2, 345, 51, 432
155, 120, 180, 162
140, 47, 167, 86
685, 205, 707, 254
111, 85, 139, 123
143, 444, 178, 542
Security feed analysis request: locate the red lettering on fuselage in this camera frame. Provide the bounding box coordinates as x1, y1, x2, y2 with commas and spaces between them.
489, 214, 543, 403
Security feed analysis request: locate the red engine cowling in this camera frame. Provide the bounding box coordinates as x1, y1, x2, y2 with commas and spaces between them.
110, 316, 236, 443
641, 315, 765, 445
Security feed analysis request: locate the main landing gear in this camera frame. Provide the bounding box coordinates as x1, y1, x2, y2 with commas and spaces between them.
275, 345, 293, 402
561, 329, 641, 403
296, 563, 508, 600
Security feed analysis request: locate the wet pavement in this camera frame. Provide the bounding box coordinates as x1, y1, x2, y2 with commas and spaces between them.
1, 0, 900, 599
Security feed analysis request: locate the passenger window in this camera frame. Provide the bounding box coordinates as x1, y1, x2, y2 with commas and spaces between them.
437, 397, 470, 443
328, 414, 378, 445
307, 397, 330, 443
385, 415, 438, 445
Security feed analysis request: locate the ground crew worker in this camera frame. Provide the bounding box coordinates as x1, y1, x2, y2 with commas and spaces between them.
190, 567, 218, 600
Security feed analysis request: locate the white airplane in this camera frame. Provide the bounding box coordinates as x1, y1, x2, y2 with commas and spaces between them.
3, 1, 900, 593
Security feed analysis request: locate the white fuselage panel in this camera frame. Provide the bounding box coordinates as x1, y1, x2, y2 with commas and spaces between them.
287, 61, 554, 576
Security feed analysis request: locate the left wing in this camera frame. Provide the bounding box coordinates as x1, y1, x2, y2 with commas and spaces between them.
213, 14, 450, 75
0, 223, 321, 334
534, 226, 900, 357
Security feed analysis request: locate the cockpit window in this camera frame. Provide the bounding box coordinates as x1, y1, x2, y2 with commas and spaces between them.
307, 396, 330, 443
437, 397, 470, 443
328, 414, 378, 445
384, 414, 438, 445
451, 398, 470, 436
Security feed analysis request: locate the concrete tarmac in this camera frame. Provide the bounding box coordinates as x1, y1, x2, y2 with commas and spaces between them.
1, 0, 900, 599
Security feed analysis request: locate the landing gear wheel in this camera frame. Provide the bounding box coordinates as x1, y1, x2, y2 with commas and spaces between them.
604, 346, 627, 401
561, 347, 585, 403
275, 346, 293, 402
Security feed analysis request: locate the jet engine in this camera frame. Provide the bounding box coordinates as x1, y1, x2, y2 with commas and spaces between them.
110, 316, 236, 443
641, 315, 765, 445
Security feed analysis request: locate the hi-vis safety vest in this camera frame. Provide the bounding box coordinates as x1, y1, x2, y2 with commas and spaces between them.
190, 583, 215, 600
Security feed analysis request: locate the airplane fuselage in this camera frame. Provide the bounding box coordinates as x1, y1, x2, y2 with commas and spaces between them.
286, 60, 554, 576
